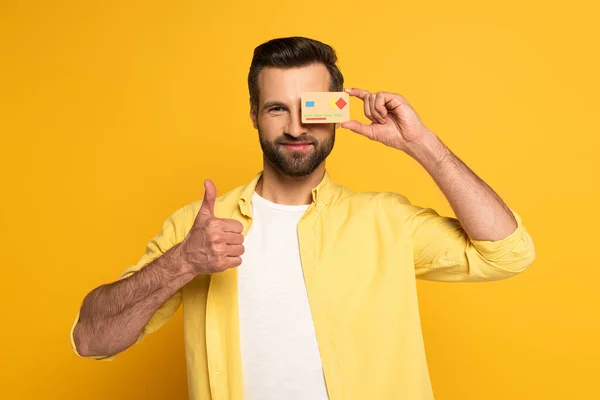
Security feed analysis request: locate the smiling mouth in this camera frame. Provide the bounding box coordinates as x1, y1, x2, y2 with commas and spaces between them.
281, 143, 313, 150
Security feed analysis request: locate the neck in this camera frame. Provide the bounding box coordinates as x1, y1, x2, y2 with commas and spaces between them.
256, 161, 326, 205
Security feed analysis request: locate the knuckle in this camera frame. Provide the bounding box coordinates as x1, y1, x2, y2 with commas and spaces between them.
207, 218, 220, 229
216, 258, 229, 271
209, 242, 221, 253
208, 232, 221, 243
209, 241, 220, 254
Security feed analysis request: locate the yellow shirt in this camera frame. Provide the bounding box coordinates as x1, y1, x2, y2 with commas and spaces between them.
71, 170, 536, 399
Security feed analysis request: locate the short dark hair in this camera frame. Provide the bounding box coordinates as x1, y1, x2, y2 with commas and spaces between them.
248, 36, 344, 112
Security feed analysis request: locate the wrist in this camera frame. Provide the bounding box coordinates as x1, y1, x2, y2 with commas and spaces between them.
406, 130, 449, 168
170, 242, 197, 277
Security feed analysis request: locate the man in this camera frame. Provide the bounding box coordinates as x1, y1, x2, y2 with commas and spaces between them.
71, 36, 536, 400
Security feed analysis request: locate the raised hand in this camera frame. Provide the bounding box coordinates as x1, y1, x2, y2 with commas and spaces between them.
178, 179, 245, 274
341, 88, 432, 155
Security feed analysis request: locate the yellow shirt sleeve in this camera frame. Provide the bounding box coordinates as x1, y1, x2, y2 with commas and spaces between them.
70, 205, 191, 360
395, 195, 536, 282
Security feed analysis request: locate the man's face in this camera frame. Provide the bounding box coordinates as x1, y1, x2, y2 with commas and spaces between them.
250, 63, 336, 177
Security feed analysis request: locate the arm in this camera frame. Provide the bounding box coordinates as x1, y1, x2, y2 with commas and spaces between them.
399, 196, 535, 282
72, 243, 193, 358
406, 130, 517, 241
392, 135, 536, 281
71, 179, 245, 359
343, 88, 536, 281
399, 115, 535, 281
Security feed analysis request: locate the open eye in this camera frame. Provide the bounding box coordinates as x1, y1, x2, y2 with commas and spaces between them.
270, 106, 284, 112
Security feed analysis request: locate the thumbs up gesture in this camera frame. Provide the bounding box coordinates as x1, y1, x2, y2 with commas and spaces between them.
178, 179, 245, 274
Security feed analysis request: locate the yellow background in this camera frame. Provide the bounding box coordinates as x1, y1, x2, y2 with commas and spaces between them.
1, 0, 599, 398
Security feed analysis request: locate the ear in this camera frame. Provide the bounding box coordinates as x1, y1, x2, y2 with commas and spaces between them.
249, 101, 258, 129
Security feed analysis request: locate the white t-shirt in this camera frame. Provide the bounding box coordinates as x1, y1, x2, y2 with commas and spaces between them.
237, 191, 329, 400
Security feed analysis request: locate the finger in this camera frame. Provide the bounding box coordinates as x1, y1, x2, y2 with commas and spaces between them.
223, 232, 244, 245
344, 87, 370, 100
379, 91, 405, 110
199, 179, 217, 218
341, 120, 374, 139
227, 244, 245, 257
364, 94, 374, 122
225, 256, 242, 268
373, 92, 388, 123
368, 94, 384, 124
220, 218, 245, 234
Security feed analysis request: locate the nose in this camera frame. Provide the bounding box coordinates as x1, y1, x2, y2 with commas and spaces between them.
286, 107, 308, 138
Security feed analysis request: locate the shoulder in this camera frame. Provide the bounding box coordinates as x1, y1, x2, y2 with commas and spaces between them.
336, 187, 428, 224
335, 186, 411, 208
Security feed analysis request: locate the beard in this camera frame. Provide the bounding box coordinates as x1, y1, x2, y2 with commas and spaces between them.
258, 125, 335, 177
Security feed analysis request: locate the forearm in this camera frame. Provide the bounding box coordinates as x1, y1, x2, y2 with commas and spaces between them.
73, 243, 195, 357
406, 130, 517, 241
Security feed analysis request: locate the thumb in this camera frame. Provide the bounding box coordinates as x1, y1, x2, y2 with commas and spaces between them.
341, 120, 374, 139
199, 179, 217, 218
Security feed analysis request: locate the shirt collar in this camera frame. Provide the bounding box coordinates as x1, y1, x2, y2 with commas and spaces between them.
239, 169, 335, 214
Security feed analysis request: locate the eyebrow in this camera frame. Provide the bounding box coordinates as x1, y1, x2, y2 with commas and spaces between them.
262, 101, 288, 110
